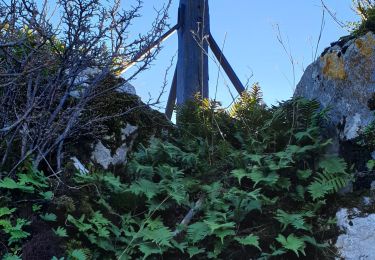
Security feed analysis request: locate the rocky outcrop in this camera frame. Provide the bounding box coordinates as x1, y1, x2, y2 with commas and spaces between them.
90, 123, 138, 169
67, 80, 173, 172
294, 32, 375, 259
294, 32, 375, 144
336, 207, 375, 259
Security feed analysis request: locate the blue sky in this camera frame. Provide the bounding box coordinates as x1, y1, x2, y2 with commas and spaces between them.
123, 0, 358, 111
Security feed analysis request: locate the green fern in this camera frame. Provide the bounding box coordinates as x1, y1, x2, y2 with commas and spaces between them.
235, 234, 261, 250
187, 222, 210, 243
0, 218, 30, 245
138, 243, 163, 259
2, 254, 22, 260
0, 207, 16, 217
128, 179, 160, 199
187, 247, 206, 258
318, 157, 347, 175
0, 177, 34, 192
274, 210, 313, 231
67, 215, 92, 232
141, 218, 173, 247
40, 213, 57, 222
53, 226, 68, 237
307, 181, 331, 201
249, 168, 279, 187
68, 249, 89, 260
275, 234, 306, 257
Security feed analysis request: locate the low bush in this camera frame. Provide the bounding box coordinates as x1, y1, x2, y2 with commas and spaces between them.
0, 89, 352, 259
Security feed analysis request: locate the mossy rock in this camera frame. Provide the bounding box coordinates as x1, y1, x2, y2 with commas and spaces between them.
65, 74, 174, 172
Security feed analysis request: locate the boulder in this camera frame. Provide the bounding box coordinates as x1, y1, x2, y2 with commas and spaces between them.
336, 207, 375, 260
67, 82, 173, 172
294, 32, 375, 144
118, 81, 136, 95
90, 123, 138, 169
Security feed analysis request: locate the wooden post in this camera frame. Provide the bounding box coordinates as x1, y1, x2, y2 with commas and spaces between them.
177, 0, 210, 105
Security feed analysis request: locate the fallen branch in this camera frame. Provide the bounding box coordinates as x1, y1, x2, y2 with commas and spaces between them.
173, 196, 205, 237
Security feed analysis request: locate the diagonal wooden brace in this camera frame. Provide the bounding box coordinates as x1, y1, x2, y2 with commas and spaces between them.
165, 67, 177, 120
208, 33, 245, 95
119, 24, 179, 75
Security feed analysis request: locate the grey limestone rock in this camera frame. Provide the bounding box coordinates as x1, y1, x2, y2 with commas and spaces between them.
336, 208, 375, 260
294, 32, 375, 143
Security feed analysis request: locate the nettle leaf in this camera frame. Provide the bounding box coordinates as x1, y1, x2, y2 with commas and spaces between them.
40, 213, 57, 222
231, 169, 248, 184
171, 240, 188, 253
67, 214, 92, 232
187, 222, 210, 243
235, 234, 261, 250
276, 234, 306, 257
0, 178, 34, 192
275, 150, 295, 166
0, 207, 16, 217
32, 204, 42, 212
91, 211, 110, 226
4, 218, 31, 245
89, 211, 111, 238
39, 191, 54, 200
246, 154, 263, 165
53, 226, 68, 237
187, 247, 206, 258
0, 219, 12, 229
249, 168, 279, 187
204, 220, 236, 243
204, 221, 235, 233
18, 173, 48, 188
215, 228, 236, 244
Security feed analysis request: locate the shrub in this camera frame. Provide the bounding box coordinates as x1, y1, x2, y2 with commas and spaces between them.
0, 91, 352, 259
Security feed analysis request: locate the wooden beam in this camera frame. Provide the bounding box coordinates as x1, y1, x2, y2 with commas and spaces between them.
119, 24, 179, 75
165, 68, 177, 120
208, 33, 245, 95
177, 0, 210, 104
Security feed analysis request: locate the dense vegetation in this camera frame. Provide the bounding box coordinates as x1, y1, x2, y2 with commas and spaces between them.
350, 0, 375, 35
2, 85, 370, 259
1, 1, 375, 259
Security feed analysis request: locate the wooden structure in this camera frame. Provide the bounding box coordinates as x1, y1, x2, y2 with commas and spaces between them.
122, 0, 245, 119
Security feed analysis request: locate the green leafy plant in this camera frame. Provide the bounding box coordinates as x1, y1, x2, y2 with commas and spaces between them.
349, 0, 375, 35
0, 94, 352, 259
